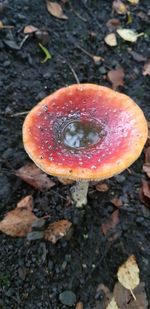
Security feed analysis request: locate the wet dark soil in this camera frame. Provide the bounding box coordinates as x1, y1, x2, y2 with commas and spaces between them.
0, 0, 150, 308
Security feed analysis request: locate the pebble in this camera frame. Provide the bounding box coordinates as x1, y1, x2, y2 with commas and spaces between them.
59, 290, 76, 306
27, 231, 44, 241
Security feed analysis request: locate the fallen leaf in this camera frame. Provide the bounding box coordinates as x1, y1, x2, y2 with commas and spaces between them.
0, 198, 37, 237
114, 282, 148, 309
101, 210, 120, 235
15, 163, 55, 190
106, 19, 121, 31
143, 60, 150, 76
139, 179, 150, 207
38, 42, 52, 63
44, 220, 72, 243
17, 195, 33, 211
107, 67, 125, 90
92, 55, 104, 64
96, 182, 109, 192
46, 1, 68, 19
23, 25, 39, 34
104, 33, 117, 46
117, 29, 144, 42
112, 0, 127, 15
114, 282, 131, 308
128, 49, 146, 62
127, 0, 139, 4
111, 197, 122, 208
106, 297, 119, 309
117, 255, 140, 298
58, 177, 74, 185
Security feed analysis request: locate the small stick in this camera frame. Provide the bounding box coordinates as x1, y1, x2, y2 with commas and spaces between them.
67, 62, 80, 84
10, 111, 29, 117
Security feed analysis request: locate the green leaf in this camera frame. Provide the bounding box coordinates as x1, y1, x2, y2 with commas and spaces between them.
38, 43, 52, 63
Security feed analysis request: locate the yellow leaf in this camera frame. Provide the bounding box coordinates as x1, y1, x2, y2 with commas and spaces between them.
104, 33, 117, 46
106, 297, 119, 309
127, 0, 139, 4
112, 0, 127, 15
117, 255, 140, 297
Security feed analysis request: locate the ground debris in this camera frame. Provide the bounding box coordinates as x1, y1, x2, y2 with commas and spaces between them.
114, 282, 148, 309
96, 182, 109, 192
143, 60, 150, 76
46, 1, 68, 19
0, 196, 37, 237
117, 255, 140, 298
101, 210, 120, 235
15, 163, 55, 190
104, 33, 117, 47
44, 219, 72, 243
107, 66, 124, 90
112, 0, 127, 15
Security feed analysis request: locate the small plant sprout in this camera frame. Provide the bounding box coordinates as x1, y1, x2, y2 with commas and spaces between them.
23, 84, 148, 207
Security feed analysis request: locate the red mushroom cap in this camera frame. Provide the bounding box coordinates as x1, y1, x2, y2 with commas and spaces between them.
23, 84, 148, 180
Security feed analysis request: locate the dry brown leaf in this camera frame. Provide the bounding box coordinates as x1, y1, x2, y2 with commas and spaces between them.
111, 197, 122, 208
112, 0, 127, 14
96, 182, 109, 192
44, 220, 72, 243
117, 255, 140, 296
114, 282, 148, 309
106, 297, 119, 309
17, 195, 33, 210
0, 198, 37, 237
58, 177, 74, 185
107, 67, 125, 89
23, 25, 39, 34
104, 33, 117, 46
139, 179, 150, 208
101, 210, 120, 235
143, 60, 150, 76
15, 163, 55, 190
106, 19, 120, 31
46, 1, 68, 19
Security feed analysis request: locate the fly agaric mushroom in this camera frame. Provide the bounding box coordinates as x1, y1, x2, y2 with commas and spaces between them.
23, 84, 148, 207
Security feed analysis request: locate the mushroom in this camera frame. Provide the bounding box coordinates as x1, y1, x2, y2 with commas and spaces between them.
23, 84, 148, 207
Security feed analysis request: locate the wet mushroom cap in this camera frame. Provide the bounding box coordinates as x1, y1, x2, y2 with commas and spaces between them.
23, 84, 148, 180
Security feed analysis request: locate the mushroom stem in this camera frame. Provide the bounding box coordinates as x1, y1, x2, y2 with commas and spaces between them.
71, 180, 89, 207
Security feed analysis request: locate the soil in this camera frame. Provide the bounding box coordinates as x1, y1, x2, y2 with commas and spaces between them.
0, 0, 150, 308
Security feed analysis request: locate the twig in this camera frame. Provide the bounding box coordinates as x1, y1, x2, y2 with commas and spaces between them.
69, 2, 87, 22
10, 111, 29, 117
67, 62, 80, 84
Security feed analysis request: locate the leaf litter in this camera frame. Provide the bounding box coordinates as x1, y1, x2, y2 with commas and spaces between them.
15, 163, 55, 190
46, 1, 68, 20
104, 255, 148, 308
0, 195, 37, 237
107, 66, 125, 90
44, 220, 72, 243
101, 209, 120, 235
